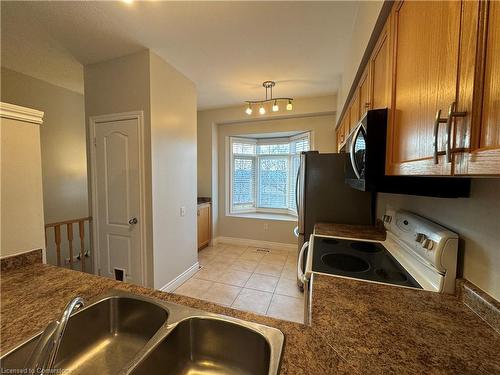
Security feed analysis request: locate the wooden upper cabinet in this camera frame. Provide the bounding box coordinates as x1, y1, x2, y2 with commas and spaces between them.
359, 66, 371, 118
455, 0, 500, 175
371, 18, 391, 110
349, 89, 360, 131
387, 1, 462, 175
343, 111, 350, 139
336, 113, 351, 151
336, 122, 344, 151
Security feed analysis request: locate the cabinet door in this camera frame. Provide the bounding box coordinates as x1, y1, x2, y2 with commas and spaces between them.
455, 0, 500, 175
343, 111, 351, 140
336, 122, 345, 151
387, 1, 461, 175
371, 19, 390, 110
349, 90, 360, 131
197, 204, 211, 249
359, 67, 371, 118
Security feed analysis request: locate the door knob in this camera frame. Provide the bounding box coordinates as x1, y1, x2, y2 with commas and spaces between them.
128, 217, 138, 225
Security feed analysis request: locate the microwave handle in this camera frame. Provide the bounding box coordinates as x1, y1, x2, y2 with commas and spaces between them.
349, 125, 363, 179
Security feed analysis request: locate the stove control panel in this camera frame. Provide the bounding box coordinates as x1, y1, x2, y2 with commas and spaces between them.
415, 232, 427, 243
415, 233, 435, 250
422, 238, 435, 250
383, 209, 458, 273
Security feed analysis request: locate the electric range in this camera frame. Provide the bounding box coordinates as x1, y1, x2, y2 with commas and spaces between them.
300, 210, 459, 324
311, 237, 422, 289
297, 210, 458, 324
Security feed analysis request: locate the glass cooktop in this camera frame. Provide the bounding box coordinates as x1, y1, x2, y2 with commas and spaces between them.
312, 236, 422, 289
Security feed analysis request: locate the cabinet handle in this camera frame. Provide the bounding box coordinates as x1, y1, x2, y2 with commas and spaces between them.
197, 210, 200, 216
434, 102, 467, 164
433, 109, 448, 164
445, 102, 467, 163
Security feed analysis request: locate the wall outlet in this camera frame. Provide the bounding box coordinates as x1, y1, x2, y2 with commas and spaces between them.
263, 223, 269, 231
180, 206, 186, 217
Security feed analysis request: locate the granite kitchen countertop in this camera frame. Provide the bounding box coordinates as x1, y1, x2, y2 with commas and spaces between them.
314, 221, 386, 241
1, 263, 499, 374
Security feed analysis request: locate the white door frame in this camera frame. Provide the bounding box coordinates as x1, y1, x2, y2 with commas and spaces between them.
89, 111, 148, 286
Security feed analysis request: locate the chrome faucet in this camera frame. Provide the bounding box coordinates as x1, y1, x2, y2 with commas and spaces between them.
25, 297, 85, 373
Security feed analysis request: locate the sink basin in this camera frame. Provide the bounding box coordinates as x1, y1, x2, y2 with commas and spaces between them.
1, 296, 168, 374
1, 293, 283, 375
130, 317, 278, 375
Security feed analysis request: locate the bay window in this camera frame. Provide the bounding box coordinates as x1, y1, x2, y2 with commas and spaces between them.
229, 132, 310, 216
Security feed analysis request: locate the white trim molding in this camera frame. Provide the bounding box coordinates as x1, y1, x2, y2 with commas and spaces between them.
0, 102, 44, 125
159, 262, 200, 292
213, 236, 296, 252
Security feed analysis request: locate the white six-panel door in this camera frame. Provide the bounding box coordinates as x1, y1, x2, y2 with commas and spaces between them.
92, 114, 144, 285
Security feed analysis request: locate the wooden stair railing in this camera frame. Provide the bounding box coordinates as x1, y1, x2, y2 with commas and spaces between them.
45, 217, 92, 271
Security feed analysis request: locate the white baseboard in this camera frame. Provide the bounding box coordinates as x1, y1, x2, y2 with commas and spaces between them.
158, 262, 200, 292
213, 236, 296, 252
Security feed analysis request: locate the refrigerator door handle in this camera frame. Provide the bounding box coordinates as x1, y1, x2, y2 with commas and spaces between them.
297, 241, 309, 284
297, 153, 306, 234
295, 164, 300, 211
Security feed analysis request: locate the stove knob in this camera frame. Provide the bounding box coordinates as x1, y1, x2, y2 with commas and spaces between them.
422, 238, 435, 250
415, 233, 427, 243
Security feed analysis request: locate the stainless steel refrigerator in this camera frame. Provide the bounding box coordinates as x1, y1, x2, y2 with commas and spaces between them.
295, 151, 373, 288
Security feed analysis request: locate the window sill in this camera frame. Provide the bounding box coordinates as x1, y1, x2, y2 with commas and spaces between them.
227, 212, 298, 222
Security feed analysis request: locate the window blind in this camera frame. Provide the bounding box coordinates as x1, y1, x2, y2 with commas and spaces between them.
229, 133, 310, 214
289, 133, 310, 211
258, 156, 289, 208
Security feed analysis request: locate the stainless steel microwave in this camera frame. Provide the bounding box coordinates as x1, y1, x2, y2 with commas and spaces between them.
343, 109, 388, 191
340, 108, 471, 198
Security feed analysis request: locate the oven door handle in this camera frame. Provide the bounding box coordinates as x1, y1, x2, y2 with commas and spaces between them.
297, 241, 309, 284
349, 125, 363, 180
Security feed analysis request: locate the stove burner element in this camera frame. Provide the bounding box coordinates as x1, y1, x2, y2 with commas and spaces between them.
321, 253, 370, 273
350, 242, 382, 253
375, 268, 408, 283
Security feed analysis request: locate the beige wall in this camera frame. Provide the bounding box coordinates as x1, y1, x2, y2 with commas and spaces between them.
84, 50, 197, 289
377, 179, 500, 300
217, 115, 337, 244
198, 95, 336, 196
198, 94, 337, 241
337, 1, 383, 115
149, 52, 198, 289
1, 68, 87, 224
1, 116, 45, 258
84, 50, 154, 286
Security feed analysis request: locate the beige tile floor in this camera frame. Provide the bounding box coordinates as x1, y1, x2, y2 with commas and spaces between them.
174, 243, 304, 323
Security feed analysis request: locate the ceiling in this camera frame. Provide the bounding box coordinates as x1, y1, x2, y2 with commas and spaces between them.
1, 1, 359, 109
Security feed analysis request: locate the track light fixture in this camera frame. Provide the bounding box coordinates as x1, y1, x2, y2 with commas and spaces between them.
245, 81, 293, 115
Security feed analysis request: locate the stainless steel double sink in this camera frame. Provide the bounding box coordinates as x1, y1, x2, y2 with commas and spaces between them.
0, 292, 284, 374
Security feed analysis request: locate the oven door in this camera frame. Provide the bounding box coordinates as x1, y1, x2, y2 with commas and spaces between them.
345, 122, 367, 191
